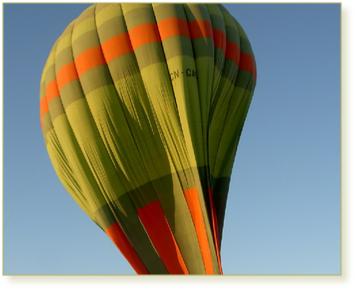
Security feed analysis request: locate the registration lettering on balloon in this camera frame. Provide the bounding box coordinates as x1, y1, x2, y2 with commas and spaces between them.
170, 68, 198, 81
40, 3, 257, 275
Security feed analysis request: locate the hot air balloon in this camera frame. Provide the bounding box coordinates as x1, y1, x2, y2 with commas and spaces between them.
39, 3, 256, 275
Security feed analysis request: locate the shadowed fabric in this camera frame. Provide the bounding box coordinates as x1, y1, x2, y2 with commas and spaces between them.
40, 3, 256, 275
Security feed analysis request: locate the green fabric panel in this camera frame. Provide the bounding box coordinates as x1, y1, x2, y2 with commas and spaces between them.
194, 166, 221, 274
112, 77, 170, 182
213, 88, 253, 179
137, 60, 190, 170
55, 47, 74, 72
208, 14, 240, 179
76, 65, 113, 95
206, 4, 226, 97
96, 15, 126, 43
42, 114, 53, 144
43, 43, 111, 224
154, 172, 206, 274
121, 3, 155, 29
209, 77, 236, 176
55, 26, 73, 59
46, 128, 95, 222
95, 3, 173, 187
166, 55, 203, 169
39, 80, 46, 100
236, 21, 255, 56
206, 4, 226, 31
210, 176, 230, 241
212, 91, 253, 245
48, 96, 65, 122
183, 4, 214, 188
94, 192, 168, 274
133, 43, 165, 70
161, 36, 192, 60
183, 3, 211, 22
236, 70, 256, 91
52, 21, 126, 213
71, 5, 97, 43
59, 80, 84, 109
104, 54, 140, 80
72, 30, 99, 57
221, 59, 240, 84
50, 112, 107, 214
153, 3, 203, 174
152, 3, 186, 21
114, 194, 168, 274
43, 63, 56, 83
191, 38, 215, 59
95, 2, 112, 14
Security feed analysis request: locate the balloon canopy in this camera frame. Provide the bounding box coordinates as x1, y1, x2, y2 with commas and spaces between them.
40, 3, 256, 274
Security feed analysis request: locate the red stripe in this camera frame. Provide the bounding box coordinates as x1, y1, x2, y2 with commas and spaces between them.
189, 19, 213, 40
184, 188, 215, 274
40, 97, 49, 129
101, 33, 133, 63
208, 188, 223, 274
45, 79, 59, 104
56, 62, 79, 92
225, 41, 240, 67
129, 23, 161, 50
240, 52, 257, 81
75, 46, 106, 77
105, 222, 149, 274
137, 200, 189, 274
213, 29, 226, 53
157, 17, 191, 41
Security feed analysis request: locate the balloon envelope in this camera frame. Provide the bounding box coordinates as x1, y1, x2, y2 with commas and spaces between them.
40, 3, 256, 274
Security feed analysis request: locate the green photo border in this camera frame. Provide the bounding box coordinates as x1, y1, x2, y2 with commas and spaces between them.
1, 2, 355, 289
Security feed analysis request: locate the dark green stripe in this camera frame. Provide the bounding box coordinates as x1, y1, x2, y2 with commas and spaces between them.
96, 15, 127, 43
122, 4, 155, 30
48, 96, 65, 122
60, 80, 84, 109
106, 53, 140, 81
153, 3, 186, 22
78, 65, 113, 95
134, 42, 166, 70
162, 35, 193, 60
72, 30, 100, 58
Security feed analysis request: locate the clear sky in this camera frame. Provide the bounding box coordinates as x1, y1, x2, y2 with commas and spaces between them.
3, 0, 342, 280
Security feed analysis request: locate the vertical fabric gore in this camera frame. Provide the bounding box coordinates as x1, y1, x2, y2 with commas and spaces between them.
105, 222, 149, 274
137, 200, 189, 274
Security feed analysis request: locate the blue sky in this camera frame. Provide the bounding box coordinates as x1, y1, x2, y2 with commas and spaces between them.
2, 1, 342, 279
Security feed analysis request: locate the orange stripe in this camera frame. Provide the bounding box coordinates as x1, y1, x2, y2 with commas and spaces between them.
225, 41, 240, 67
137, 200, 189, 274
105, 222, 149, 274
128, 23, 161, 50
213, 29, 226, 53
189, 19, 213, 40
40, 97, 49, 129
45, 79, 59, 104
56, 62, 79, 92
208, 188, 223, 274
157, 17, 190, 41
75, 46, 106, 77
183, 188, 215, 274
101, 33, 133, 63
240, 52, 257, 81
